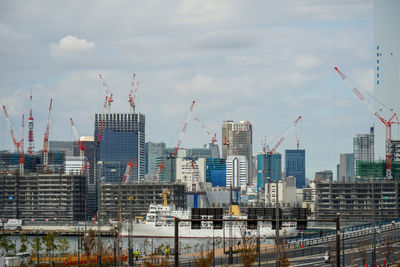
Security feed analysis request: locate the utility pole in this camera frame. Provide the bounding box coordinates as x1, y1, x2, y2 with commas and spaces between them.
275, 178, 280, 267
229, 184, 233, 265
128, 196, 134, 266
336, 216, 340, 267
174, 217, 179, 267
372, 179, 376, 267
96, 161, 103, 267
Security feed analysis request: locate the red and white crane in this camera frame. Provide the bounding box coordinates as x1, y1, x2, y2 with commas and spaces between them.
43, 99, 53, 170
122, 158, 137, 183
27, 90, 34, 155
153, 100, 196, 181
128, 74, 140, 113
99, 73, 114, 112
2, 105, 24, 174
70, 117, 86, 172
334, 67, 400, 179
267, 116, 302, 155
194, 116, 217, 144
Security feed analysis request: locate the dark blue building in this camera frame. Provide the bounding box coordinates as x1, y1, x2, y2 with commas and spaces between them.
206, 158, 226, 185
285, 149, 305, 188
257, 153, 282, 188
94, 112, 145, 183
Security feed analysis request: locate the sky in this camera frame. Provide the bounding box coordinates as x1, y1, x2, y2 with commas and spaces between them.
0, 0, 379, 179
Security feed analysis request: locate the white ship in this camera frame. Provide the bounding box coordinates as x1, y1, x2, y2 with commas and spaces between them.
120, 204, 298, 239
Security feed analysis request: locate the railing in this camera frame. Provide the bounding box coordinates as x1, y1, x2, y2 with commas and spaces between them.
287, 218, 400, 249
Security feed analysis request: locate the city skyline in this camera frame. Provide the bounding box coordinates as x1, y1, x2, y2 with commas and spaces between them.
1, 1, 391, 179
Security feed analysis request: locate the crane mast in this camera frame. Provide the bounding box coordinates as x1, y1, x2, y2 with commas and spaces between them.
334, 67, 400, 179
70, 117, 86, 173
129, 74, 139, 113
122, 158, 137, 183
99, 74, 113, 113
27, 90, 34, 155
43, 99, 53, 170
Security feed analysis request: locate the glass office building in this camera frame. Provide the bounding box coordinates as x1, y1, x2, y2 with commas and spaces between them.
285, 149, 306, 188
94, 112, 145, 183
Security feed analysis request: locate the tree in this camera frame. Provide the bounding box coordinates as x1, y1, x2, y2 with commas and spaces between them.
0, 235, 16, 256
57, 237, 70, 256
239, 228, 257, 267
194, 247, 213, 267
274, 231, 290, 267
30, 236, 43, 258
42, 233, 58, 258
19, 234, 28, 253
82, 229, 96, 262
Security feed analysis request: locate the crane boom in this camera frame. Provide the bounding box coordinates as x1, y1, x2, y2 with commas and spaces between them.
268, 116, 302, 155
2, 105, 24, 174
153, 100, 196, 181
334, 67, 400, 179
194, 116, 217, 143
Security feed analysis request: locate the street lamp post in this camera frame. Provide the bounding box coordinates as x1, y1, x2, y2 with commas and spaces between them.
128, 195, 134, 266
96, 160, 103, 267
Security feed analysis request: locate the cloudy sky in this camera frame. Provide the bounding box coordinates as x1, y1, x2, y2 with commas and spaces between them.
0, 0, 379, 179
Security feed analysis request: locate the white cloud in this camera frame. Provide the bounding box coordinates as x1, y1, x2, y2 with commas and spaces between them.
296, 55, 321, 68
50, 35, 95, 58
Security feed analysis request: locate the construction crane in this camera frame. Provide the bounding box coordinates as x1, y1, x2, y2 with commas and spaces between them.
295, 134, 300, 150
99, 73, 114, 112
2, 105, 24, 174
186, 159, 210, 208
70, 117, 86, 172
27, 90, 34, 155
128, 74, 140, 113
267, 116, 302, 155
42, 99, 53, 170
193, 116, 217, 144
153, 100, 196, 181
334, 67, 400, 179
122, 158, 137, 183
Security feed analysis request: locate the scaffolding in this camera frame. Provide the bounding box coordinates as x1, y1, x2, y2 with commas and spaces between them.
356, 160, 400, 180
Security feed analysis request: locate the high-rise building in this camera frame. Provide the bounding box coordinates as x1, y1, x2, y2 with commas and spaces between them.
389, 140, 400, 161
206, 158, 226, 184
146, 142, 166, 181
353, 126, 374, 176
94, 112, 145, 183
176, 158, 206, 192
226, 155, 248, 189
257, 153, 282, 188
285, 149, 306, 188
375, 0, 400, 158
338, 153, 355, 182
49, 141, 75, 157
222, 120, 252, 182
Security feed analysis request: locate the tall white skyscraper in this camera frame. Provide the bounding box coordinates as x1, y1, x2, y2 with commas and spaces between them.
374, 0, 400, 158
226, 155, 248, 190
353, 127, 375, 176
